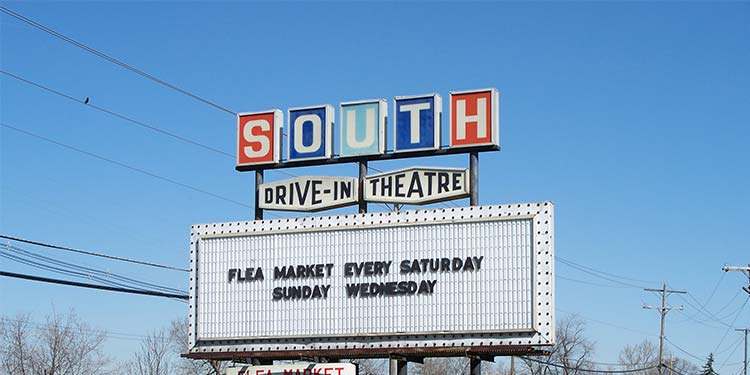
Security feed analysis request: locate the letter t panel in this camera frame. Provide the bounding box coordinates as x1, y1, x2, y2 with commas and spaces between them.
449, 88, 499, 148
393, 93, 442, 152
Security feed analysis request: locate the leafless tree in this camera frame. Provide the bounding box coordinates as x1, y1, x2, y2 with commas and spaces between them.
167, 318, 226, 374
619, 340, 659, 375
126, 329, 172, 375
0, 314, 33, 374
414, 357, 470, 375
618, 340, 698, 375
0, 311, 110, 375
351, 358, 387, 375
522, 315, 595, 375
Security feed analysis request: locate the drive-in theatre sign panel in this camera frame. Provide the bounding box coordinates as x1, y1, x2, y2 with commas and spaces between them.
188, 202, 554, 354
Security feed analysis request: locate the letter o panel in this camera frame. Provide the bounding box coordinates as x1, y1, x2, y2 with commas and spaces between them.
288, 105, 334, 162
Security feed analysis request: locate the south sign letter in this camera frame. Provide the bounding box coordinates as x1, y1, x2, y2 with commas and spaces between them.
339, 99, 387, 157
393, 94, 441, 152
237, 110, 283, 166
288, 105, 333, 161
449, 88, 499, 148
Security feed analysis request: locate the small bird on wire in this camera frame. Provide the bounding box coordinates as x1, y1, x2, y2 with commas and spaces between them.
84, 97, 89, 104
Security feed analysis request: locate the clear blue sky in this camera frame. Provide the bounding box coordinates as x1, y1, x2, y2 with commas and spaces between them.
1, 1, 748, 369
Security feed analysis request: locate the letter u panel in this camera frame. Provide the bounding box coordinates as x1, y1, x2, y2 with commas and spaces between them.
237, 110, 283, 166
339, 99, 387, 157
449, 88, 499, 148
393, 94, 442, 153
288, 105, 334, 162
188, 203, 555, 353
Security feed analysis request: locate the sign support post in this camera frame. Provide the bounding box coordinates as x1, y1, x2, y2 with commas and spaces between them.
390, 358, 407, 375
255, 170, 264, 220
470, 152, 479, 206
358, 161, 368, 213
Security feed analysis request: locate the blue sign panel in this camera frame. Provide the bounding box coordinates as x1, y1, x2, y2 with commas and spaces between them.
339, 100, 386, 157
394, 94, 441, 152
288, 105, 332, 161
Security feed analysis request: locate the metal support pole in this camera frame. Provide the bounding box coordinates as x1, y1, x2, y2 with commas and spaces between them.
255, 170, 264, 220
658, 284, 666, 375
389, 359, 407, 375
737, 328, 749, 375
470, 358, 482, 375
359, 161, 367, 214
469, 152, 479, 206
643, 284, 685, 375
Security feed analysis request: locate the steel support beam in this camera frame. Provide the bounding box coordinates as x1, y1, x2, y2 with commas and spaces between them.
390, 359, 407, 375
469, 152, 479, 206
359, 161, 367, 213
254, 170, 264, 220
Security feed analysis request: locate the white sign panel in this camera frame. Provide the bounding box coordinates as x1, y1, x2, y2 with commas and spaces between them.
189, 202, 554, 354
227, 363, 357, 375
259, 176, 358, 212
364, 167, 469, 205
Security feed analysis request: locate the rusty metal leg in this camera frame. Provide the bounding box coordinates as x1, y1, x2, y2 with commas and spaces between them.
255, 170, 264, 220
390, 359, 407, 375
470, 358, 481, 375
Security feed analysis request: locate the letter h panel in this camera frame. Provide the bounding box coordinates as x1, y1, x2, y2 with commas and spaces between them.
449, 88, 499, 148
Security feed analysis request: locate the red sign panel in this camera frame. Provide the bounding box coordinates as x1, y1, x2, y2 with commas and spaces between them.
450, 89, 498, 148
237, 111, 281, 166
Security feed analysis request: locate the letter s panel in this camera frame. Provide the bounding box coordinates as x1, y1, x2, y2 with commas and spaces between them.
237, 110, 283, 166
449, 88, 499, 148
288, 105, 333, 162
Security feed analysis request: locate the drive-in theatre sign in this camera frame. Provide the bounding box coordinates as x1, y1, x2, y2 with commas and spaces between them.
187, 88, 555, 361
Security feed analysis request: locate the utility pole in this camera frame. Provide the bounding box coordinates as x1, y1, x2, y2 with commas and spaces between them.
737, 328, 749, 375
722, 265, 750, 294
643, 283, 686, 375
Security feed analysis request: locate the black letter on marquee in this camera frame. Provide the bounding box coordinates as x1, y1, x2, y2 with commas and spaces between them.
408, 173, 424, 198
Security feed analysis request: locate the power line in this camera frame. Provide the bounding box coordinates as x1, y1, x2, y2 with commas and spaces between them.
714, 296, 750, 355
558, 274, 633, 289
0, 70, 233, 157
664, 337, 706, 362
662, 364, 686, 375
2, 317, 150, 342
0, 270, 188, 300
520, 356, 659, 374
557, 256, 654, 285
558, 258, 647, 289
681, 273, 726, 322
0, 250, 186, 300
1, 234, 187, 272
2, 243, 185, 294
0, 6, 235, 115
1, 122, 252, 209
557, 307, 654, 337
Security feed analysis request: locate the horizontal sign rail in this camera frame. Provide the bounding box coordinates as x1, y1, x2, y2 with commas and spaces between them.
236, 144, 499, 171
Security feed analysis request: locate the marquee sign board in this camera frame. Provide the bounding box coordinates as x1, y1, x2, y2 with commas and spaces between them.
259, 176, 358, 212
227, 363, 357, 375
188, 202, 555, 355
363, 167, 469, 205
236, 88, 499, 168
